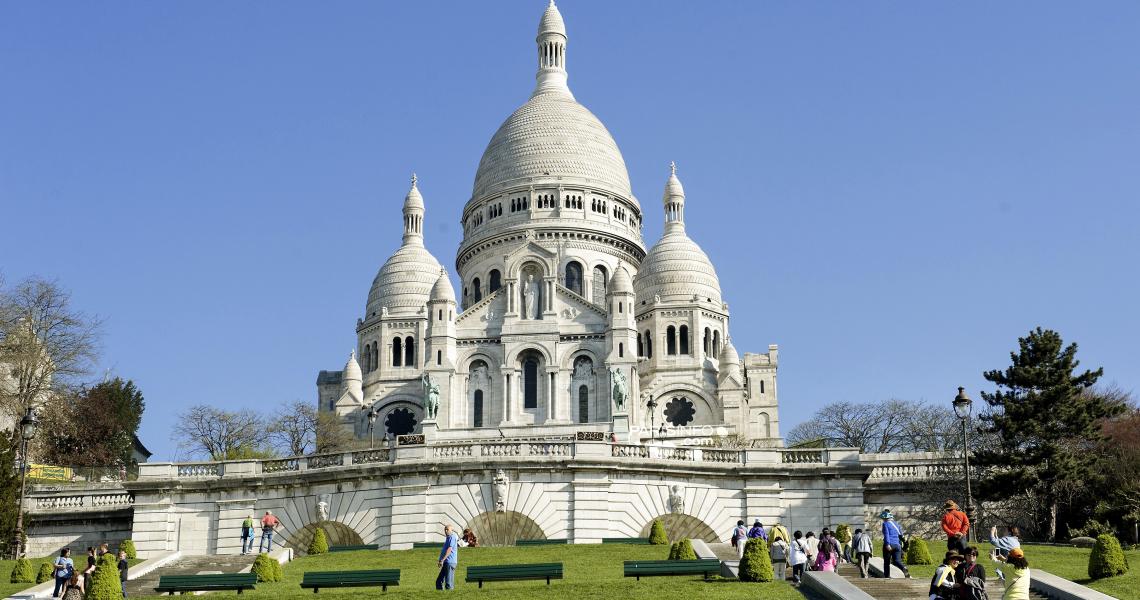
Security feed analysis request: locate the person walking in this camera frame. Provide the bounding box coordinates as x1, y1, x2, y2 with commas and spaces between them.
814, 529, 840, 572
82, 547, 97, 591
747, 520, 768, 542
117, 550, 129, 599
955, 546, 986, 600
994, 548, 1030, 600
854, 528, 874, 578
769, 530, 789, 581
52, 548, 74, 598
989, 525, 1021, 560
240, 514, 255, 555
880, 509, 911, 578
803, 531, 819, 568
941, 500, 971, 554
789, 531, 809, 584
259, 511, 280, 553
731, 520, 748, 560
435, 524, 459, 591
929, 551, 962, 600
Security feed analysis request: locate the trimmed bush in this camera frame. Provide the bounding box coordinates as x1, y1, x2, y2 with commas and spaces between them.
1088, 534, 1129, 579
1071, 536, 1097, 548
905, 537, 933, 565
667, 541, 680, 560
649, 519, 669, 545
119, 539, 137, 560
308, 527, 329, 555
252, 553, 280, 583
675, 538, 697, 560
738, 537, 774, 582
36, 562, 54, 584
10, 558, 34, 584
86, 554, 122, 600
835, 524, 852, 545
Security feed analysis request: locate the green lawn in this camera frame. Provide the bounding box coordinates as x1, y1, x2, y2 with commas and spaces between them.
904, 542, 1138, 599
139, 545, 802, 600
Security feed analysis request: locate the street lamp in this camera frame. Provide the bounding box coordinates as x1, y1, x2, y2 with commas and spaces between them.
646, 396, 658, 441
953, 386, 975, 542
12, 407, 37, 559
366, 405, 379, 449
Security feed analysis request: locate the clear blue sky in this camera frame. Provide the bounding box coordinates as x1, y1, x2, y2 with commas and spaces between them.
2, 2, 1138, 460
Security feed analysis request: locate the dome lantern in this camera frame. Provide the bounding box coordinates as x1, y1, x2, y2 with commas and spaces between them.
402, 173, 425, 246
663, 161, 686, 232
534, 0, 570, 98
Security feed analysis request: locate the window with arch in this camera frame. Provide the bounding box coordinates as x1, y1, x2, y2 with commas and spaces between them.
760, 380, 765, 394
679, 325, 690, 355
473, 278, 482, 303
565, 261, 583, 296
592, 265, 608, 304
523, 357, 539, 409
363, 345, 371, 373
703, 328, 711, 355
644, 330, 653, 358
392, 337, 403, 367
371, 342, 378, 371
489, 269, 501, 292
384, 407, 417, 436
473, 390, 484, 428
619, 342, 624, 358
436, 350, 442, 366
713, 330, 721, 357
404, 336, 414, 368
666, 325, 677, 355
578, 385, 589, 424
637, 333, 643, 357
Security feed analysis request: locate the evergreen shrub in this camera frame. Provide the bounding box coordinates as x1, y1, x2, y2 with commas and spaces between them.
905, 537, 933, 565
738, 537, 773, 582
36, 562, 53, 584
252, 553, 280, 582
667, 541, 679, 560
308, 528, 329, 555
675, 538, 697, 560
10, 558, 33, 584
835, 524, 852, 544
1088, 534, 1129, 579
86, 554, 122, 600
648, 519, 668, 545
119, 539, 137, 560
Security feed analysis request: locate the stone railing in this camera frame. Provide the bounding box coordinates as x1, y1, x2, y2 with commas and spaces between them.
27, 488, 134, 513
861, 452, 962, 482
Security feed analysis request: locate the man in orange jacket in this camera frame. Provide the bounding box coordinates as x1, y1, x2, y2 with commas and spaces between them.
940, 499, 970, 553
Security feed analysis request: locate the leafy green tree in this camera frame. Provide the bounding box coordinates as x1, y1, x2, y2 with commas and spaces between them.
905, 537, 933, 565
308, 527, 329, 555
1088, 534, 1128, 579
41, 378, 145, 468
9, 557, 33, 583
974, 328, 1123, 541
0, 431, 20, 551
648, 519, 668, 545
738, 538, 773, 582
85, 554, 121, 600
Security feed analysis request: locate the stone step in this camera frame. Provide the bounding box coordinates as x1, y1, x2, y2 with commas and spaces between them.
835, 563, 1049, 600
123, 555, 256, 597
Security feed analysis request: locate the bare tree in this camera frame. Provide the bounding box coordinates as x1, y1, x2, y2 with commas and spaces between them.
788, 398, 963, 453
0, 277, 101, 425
173, 405, 266, 460
268, 400, 317, 456
315, 411, 358, 453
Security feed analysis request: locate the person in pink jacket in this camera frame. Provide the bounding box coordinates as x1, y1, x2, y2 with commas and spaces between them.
813, 528, 841, 572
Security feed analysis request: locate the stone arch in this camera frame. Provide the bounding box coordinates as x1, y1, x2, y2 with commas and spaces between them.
504, 343, 554, 366
286, 521, 364, 555
639, 513, 718, 543
465, 511, 546, 547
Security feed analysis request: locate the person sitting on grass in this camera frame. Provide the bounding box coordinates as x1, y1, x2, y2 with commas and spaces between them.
461, 528, 478, 548
994, 547, 1030, 600
929, 551, 962, 600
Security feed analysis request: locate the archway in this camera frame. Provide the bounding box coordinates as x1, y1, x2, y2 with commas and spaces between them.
466, 511, 545, 546
286, 521, 364, 555
639, 514, 719, 543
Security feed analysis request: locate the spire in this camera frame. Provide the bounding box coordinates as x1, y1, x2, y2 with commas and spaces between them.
533, 0, 571, 97
663, 161, 686, 232
402, 172, 425, 245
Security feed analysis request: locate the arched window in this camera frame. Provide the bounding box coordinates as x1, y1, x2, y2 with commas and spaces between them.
473, 390, 484, 428
679, 325, 689, 355
523, 358, 539, 409
578, 385, 589, 424
489, 269, 501, 292
437, 350, 442, 366
592, 265, 608, 304
473, 278, 482, 303
703, 328, 711, 355
565, 261, 583, 296
392, 337, 403, 367
666, 326, 677, 355
404, 336, 415, 368
619, 343, 624, 358
760, 380, 765, 394
713, 330, 720, 357
637, 333, 643, 357
363, 345, 371, 373
371, 342, 378, 371
645, 330, 653, 358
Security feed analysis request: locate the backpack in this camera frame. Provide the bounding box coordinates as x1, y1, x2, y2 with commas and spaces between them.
959, 564, 989, 600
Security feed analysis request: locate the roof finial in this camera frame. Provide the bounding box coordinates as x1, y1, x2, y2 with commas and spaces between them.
411, 172, 418, 188
669, 161, 677, 176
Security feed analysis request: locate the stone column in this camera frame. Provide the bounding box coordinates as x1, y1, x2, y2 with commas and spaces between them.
545, 367, 558, 423
388, 480, 430, 550
130, 497, 177, 558
570, 472, 612, 543
215, 498, 256, 555
500, 367, 513, 425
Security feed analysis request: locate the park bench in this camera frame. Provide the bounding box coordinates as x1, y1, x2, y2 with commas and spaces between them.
465, 563, 564, 588
299, 569, 400, 593
623, 559, 721, 581
601, 537, 651, 544
411, 542, 443, 549
515, 539, 568, 546
155, 573, 258, 595
328, 544, 380, 552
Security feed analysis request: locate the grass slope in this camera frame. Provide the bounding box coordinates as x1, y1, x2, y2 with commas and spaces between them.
905, 543, 1139, 599
136, 545, 803, 600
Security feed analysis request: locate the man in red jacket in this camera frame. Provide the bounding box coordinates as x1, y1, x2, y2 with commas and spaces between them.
940, 499, 970, 553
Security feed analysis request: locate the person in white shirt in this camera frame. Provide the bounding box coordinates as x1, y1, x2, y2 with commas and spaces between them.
804, 531, 820, 567
788, 530, 809, 584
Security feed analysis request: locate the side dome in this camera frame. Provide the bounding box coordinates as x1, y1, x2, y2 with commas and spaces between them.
430, 269, 456, 302
470, 93, 633, 203
608, 264, 633, 295
367, 245, 442, 318
635, 232, 722, 305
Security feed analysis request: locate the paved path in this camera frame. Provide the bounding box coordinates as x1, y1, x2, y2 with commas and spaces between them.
124, 555, 256, 597
836, 561, 1050, 600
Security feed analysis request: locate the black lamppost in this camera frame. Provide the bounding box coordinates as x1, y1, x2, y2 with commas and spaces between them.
646, 396, 658, 441
366, 404, 379, 449
953, 386, 975, 542
12, 407, 37, 559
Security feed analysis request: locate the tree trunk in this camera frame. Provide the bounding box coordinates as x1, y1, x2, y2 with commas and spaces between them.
1048, 499, 1058, 542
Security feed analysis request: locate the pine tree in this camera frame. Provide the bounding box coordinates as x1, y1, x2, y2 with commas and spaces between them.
738, 538, 773, 582
9, 558, 33, 583
252, 553, 280, 582
0, 431, 21, 549
648, 519, 668, 545
974, 328, 1122, 541
675, 538, 697, 560
308, 527, 329, 555
36, 562, 53, 584
119, 539, 137, 560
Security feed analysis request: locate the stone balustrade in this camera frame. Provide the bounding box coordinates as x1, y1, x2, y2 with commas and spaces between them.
27, 488, 134, 513
861, 451, 962, 482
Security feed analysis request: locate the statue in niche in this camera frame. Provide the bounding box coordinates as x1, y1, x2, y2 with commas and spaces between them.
668, 485, 684, 514
317, 493, 331, 522
422, 372, 440, 419
523, 274, 540, 319
469, 365, 489, 388
573, 357, 593, 380
610, 367, 627, 412
492, 469, 510, 512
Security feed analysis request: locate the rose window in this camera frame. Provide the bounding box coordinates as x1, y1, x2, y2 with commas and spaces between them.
664, 396, 696, 427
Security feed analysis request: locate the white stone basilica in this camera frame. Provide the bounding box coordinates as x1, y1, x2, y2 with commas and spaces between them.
317, 1, 781, 446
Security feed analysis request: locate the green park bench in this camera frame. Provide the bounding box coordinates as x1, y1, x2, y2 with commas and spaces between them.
601, 537, 651, 544
515, 539, 568, 546
299, 569, 400, 593
411, 542, 443, 549
155, 573, 258, 595
328, 544, 380, 552
623, 559, 722, 581
465, 563, 564, 588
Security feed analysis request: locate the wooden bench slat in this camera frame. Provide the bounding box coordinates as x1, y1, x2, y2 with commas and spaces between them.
515, 539, 568, 545
156, 573, 258, 595
328, 544, 380, 552
601, 537, 651, 544
299, 569, 400, 593
623, 559, 721, 581
465, 563, 564, 588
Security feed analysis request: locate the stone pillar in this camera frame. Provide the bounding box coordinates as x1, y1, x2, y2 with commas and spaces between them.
130, 498, 177, 558
743, 481, 783, 529
545, 368, 558, 423
388, 481, 430, 550
500, 367, 513, 425
570, 472, 612, 543
215, 498, 256, 555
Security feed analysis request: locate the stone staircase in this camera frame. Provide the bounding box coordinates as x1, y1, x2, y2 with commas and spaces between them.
835, 562, 1051, 600
124, 555, 256, 597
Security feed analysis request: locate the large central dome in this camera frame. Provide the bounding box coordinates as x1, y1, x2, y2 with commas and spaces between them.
471, 93, 632, 202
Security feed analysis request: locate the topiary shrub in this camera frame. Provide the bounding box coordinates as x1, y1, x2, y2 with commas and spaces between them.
1088, 534, 1129, 579
675, 538, 697, 560
738, 537, 774, 582
36, 562, 54, 584
667, 541, 680, 560
86, 553, 122, 600
835, 524, 851, 545
905, 537, 933, 565
119, 539, 137, 560
1071, 536, 1097, 548
649, 519, 669, 545
252, 553, 280, 582
271, 558, 283, 581
10, 558, 34, 584
308, 527, 329, 555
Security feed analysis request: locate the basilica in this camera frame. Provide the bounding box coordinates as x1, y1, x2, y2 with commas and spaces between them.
317, 1, 781, 446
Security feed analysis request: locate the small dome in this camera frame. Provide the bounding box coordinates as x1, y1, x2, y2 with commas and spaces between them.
719, 337, 740, 365
366, 244, 442, 318
608, 265, 633, 295
663, 163, 685, 205
537, 1, 565, 37
343, 350, 362, 382
634, 229, 722, 305
404, 174, 424, 210
430, 269, 456, 302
